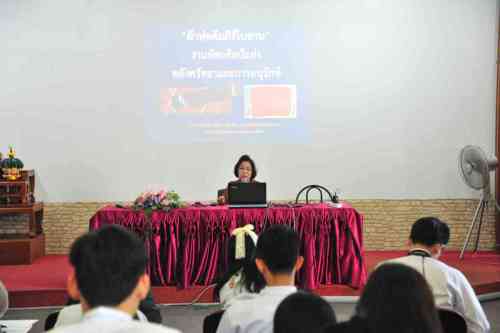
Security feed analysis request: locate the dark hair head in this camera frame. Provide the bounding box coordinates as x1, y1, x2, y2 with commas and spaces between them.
214, 233, 265, 300
255, 225, 300, 275
69, 224, 148, 308
410, 217, 450, 246
274, 291, 336, 333
233, 154, 257, 180
356, 263, 442, 333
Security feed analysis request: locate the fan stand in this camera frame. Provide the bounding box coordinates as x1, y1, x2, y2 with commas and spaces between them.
459, 194, 488, 259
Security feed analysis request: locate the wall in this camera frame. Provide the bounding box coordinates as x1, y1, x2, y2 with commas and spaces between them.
1, 1, 498, 252
0, 0, 497, 202
0, 200, 495, 253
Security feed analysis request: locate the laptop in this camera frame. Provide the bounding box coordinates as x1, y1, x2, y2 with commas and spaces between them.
227, 182, 267, 208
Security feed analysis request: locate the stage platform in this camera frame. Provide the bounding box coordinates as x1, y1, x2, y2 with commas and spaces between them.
1, 251, 499, 308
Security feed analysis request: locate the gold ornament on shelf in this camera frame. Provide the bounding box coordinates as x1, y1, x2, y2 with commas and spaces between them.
1, 147, 24, 181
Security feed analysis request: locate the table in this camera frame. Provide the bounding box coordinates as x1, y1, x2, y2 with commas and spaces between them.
89, 203, 367, 290
0, 320, 37, 333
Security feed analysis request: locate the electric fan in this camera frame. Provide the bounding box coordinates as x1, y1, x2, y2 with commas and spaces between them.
458, 146, 498, 259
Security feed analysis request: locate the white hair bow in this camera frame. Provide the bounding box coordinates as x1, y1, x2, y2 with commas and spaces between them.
231, 224, 258, 260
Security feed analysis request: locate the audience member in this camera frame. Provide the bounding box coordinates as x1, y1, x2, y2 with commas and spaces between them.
214, 224, 265, 308
204, 225, 265, 333
380, 217, 490, 333
0, 280, 8, 318
274, 291, 336, 333
48, 224, 179, 333
325, 263, 442, 333
216, 224, 303, 333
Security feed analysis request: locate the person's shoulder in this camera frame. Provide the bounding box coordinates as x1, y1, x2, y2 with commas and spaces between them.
54, 304, 83, 327
377, 255, 412, 267
226, 292, 260, 308
47, 322, 83, 333
437, 262, 471, 284
128, 321, 181, 333
48, 319, 181, 333
428, 258, 460, 274
222, 293, 261, 318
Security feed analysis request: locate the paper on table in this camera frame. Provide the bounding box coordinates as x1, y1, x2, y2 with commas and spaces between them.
0, 320, 37, 333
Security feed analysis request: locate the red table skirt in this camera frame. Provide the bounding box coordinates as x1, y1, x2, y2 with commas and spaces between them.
89, 203, 367, 290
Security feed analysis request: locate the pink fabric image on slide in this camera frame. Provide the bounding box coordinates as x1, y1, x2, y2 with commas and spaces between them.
244, 85, 297, 119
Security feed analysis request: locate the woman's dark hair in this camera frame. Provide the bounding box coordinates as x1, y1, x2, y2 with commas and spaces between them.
214, 233, 265, 301
274, 291, 336, 333
233, 154, 257, 180
355, 263, 442, 333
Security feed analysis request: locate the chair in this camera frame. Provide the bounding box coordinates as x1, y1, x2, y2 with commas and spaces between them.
44, 311, 60, 331
438, 308, 467, 333
203, 310, 225, 333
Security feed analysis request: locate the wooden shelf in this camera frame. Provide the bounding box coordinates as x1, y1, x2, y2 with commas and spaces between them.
0, 170, 35, 205
0, 202, 44, 238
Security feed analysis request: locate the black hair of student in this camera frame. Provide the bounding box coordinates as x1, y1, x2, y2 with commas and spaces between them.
69, 224, 148, 308
355, 263, 443, 333
214, 233, 265, 301
410, 217, 450, 246
233, 154, 257, 180
255, 224, 300, 274
274, 291, 336, 333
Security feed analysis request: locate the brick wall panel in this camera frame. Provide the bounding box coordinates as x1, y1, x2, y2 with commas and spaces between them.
0, 200, 496, 253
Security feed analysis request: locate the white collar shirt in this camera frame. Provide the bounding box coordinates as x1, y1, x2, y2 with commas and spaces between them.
48, 306, 180, 333
216, 286, 297, 333
383, 253, 490, 333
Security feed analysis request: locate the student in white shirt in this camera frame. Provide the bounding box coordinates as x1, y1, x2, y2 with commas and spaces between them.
48, 225, 180, 333
381, 217, 490, 333
216, 224, 304, 333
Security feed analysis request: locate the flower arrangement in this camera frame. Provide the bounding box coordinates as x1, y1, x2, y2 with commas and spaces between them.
133, 189, 183, 214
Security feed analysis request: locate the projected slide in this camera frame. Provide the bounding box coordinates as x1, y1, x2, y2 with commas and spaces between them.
145, 27, 309, 144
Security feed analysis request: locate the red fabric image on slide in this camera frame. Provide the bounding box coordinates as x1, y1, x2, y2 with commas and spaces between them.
161, 86, 233, 114
245, 85, 296, 119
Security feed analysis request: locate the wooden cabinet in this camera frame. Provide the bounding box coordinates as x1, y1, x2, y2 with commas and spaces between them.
0, 202, 44, 237
0, 203, 45, 264
0, 170, 44, 264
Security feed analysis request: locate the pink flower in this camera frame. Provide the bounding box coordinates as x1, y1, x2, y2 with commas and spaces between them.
158, 190, 166, 201
135, 195, 145, 205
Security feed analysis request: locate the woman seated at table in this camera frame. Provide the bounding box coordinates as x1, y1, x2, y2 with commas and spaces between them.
218, 154, 258, 204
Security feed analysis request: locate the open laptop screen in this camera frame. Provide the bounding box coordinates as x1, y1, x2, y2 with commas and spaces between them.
227, 182, 267, 208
